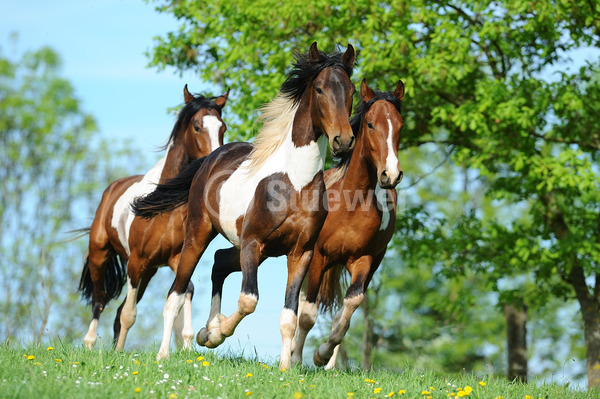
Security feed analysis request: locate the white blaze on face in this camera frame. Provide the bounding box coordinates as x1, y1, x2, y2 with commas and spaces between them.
218, 131, 327, 246
202, 115, 223, 152
385, 115, 400, 178
375, 183, 391, 231
111, 153, 168, 255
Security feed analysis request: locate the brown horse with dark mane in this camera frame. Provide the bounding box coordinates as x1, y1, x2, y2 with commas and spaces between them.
78, 86, 229, 350
290, 78, 405, 368
132, 42, 356, 369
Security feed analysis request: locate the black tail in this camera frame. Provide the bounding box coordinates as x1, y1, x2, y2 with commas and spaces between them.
317, 265, 346, 313
132, 157, 206, 219
78, 251, 127, 304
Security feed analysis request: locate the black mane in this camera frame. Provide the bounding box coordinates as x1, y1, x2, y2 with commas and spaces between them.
160, 94, 223, 151
280, 47, 354, 104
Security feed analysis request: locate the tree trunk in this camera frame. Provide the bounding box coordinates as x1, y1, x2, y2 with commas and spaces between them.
569, 266, 600, 390
504, 303, 527, 383
361, 293, 373, 369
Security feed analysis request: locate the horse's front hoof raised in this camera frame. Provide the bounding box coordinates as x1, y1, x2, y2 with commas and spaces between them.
196, 328, 210, 346
313, 349, 328, 367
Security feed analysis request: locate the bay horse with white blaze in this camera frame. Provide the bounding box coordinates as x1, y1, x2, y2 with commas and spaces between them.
78, 86, 229, 350
132, 42, 356, 369
290, 78, 405, 369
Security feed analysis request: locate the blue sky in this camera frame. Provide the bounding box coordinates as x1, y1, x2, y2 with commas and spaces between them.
1, 0, 294, 363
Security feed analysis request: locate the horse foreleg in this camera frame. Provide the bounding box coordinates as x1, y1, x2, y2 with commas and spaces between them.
291, 250, 326, 366
83, 244, 111, 349
280, 250, 314, 370
314, 254, 379, 368
114, 277, 139, 351
174, 281, 194, 350
157, 220, 215, 361
197, 247, 241, 348
213, 240, 261, 346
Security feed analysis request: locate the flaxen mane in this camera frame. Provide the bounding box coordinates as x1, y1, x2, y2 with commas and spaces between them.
246, 47, 354, 172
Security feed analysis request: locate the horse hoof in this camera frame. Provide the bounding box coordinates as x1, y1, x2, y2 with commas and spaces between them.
313, 350, 328, 367
196, 328, 210, 346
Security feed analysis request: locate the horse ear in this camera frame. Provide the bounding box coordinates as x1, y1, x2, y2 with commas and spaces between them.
360, 78, 375, 103
214, 88, 230, 109
342, 44, 355, 69
393, 80, 405, 102
183, 84, 195, 104
308, 42, 321, 61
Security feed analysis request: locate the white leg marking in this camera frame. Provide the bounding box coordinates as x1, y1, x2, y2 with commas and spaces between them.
157, 292, 185, 361
83, 319, 98, 349
279, 308, 297, 370
324, 345, 340, 370
181, 291, 194, 350
202, 115, 223, 153
292, 300, 318, 365
115, 278, 138, 351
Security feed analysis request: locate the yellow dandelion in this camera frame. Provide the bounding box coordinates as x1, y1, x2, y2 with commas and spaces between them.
202, 361, 210, 367
186, 359, 193, 364
479, 381, 486, 387
374, 387, 382, 394
133, 371, 139, 375
524, 396, 533, 399
365, 378, 377, 384
263, 364, 269, 369
449, 394, 456, 397
133, 359, 140, 365
398, 390, 406, 395
169, 394, 177, 399
299, 379, 305, 383
47, 347, 54, 351
494, 396, 505, 399
293, 392, 303, 398
457, 392, 468, 397
347, 393, 354, 397
245, 392, 252, 396
55, 359, 62, 362
135, 387, 141, 393
27, 355, 35, 360
197, 356, 204, 361
34, 362, 41, 366
310, 385, 316, 388
246, 373, 253, 378
464, 386, 472, 394
421, 391, 430, 395
430, 387, 436, 391
388, 392, 395, 397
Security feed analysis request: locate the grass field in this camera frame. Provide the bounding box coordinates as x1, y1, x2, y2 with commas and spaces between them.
0, 342, 597, 398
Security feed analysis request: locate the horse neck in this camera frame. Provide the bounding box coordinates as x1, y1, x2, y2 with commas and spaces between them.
340, 130, 377, 192
160, 140, 193, 181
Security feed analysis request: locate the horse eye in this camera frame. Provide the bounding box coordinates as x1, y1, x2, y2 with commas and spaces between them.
315, 87, 323, 94
367, 122, 374, 129
194, 125, 201, 132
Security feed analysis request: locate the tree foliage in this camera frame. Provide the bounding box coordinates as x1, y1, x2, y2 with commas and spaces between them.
0, 38, 139, 343
146, 0, 600, 386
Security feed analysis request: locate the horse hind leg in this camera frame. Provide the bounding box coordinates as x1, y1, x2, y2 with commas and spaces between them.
197, 247, 241, 348
173, 281, 195, 350
82, 244, 113, 349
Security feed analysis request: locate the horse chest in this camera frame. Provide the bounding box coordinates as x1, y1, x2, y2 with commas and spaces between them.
111, 155, 167, 255
218, 135, 326, 247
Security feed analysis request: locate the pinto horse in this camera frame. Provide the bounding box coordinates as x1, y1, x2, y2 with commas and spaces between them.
78, 86, 229, 350
290, 79, 405, 369
132, 42, 356, 368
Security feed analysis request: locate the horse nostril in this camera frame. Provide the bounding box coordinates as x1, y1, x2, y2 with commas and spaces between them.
333, 135, 341, 146
348, 135, 355, 149
381, 170, 388, 178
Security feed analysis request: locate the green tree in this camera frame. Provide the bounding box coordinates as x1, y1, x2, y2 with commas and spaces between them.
0, 38, 139, 343
146, 0, 600, 387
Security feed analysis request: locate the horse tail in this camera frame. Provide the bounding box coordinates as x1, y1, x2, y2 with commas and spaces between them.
78, 250, 127, 304
132, 157, 206, 218
317, 265, 345, 313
